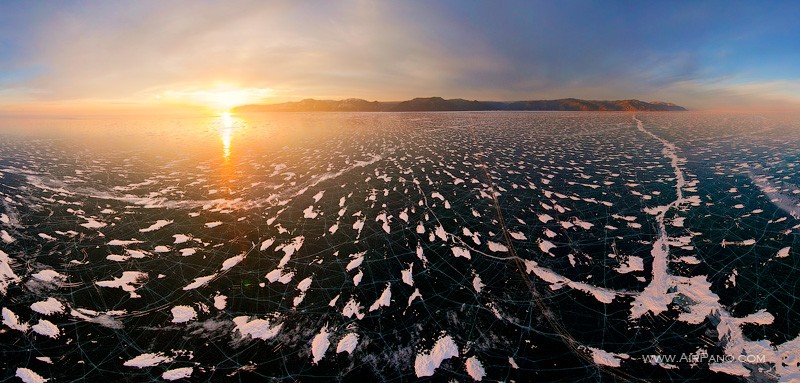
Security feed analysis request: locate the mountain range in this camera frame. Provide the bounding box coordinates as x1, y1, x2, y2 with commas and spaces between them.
234, 97, 687, 112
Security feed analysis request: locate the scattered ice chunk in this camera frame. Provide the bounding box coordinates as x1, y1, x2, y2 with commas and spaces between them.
139, 219, 173, 233
2, 307, 29, 331
171, 305, 197, 323
213, 294, 227, 310
80, 217, 106, 229
353, 270, 363, 286
123, 352, 173, 368
303, 205, 319, 219
465, 356, 486, 381
777, 247, 791, 258
336, 333, 359, 354
401, 263, 414, 286
204, 221, 223, 228
487, 241, 508, 252
369, 283, 392, 312
96, 271, 147, 297
311, 326, 331, 364
172, 234, 191, 244
32, 319, 60, 338
538, 240, 556, 255
1, 249, 21, 294
408, 289, 422, 306
451, 247, 471, 259
509, 231, 527, 240
233, 316, 283, 340
342, 297, 365, 320
508, 357, 519, 369
162, 367, 193, 381
31, 298, 64, 316
1, 230, 16, 243
586, 346, 629, 367
221, 254, 244, 271
16, 368, 47, 383
108, 239, 143, 246
259, 238, 275, 251
346, 251, 366, 271
182, 274, 217, 290
472, 275, 484, 293
414, 335, 459, 377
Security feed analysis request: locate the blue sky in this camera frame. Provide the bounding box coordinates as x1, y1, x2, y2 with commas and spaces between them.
1, 0, 800, 113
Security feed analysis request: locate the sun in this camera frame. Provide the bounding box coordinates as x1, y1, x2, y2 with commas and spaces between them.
159, 85, 271, 113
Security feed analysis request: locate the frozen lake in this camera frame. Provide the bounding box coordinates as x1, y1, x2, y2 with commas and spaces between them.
1, 112, 799, 382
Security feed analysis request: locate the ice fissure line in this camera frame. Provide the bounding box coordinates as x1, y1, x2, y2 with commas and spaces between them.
630, 115, 687, 318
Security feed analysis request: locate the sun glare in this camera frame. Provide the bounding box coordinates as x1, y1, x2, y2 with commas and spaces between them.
160, 86, 271, 112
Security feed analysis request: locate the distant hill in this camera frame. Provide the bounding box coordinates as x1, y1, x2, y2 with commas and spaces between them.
234, 97, 687, 113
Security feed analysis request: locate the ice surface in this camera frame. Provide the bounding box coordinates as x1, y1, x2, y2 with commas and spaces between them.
3, 112, 800, 381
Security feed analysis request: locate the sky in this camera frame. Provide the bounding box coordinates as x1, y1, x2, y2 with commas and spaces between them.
2, 0, 800, 115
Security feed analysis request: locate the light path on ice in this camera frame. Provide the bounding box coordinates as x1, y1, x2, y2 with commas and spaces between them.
138, 219, 173, 232
171, 305, 197, 323
233, 316, 283, 340
311, 326, 331, 364
465, 356, 486, 381
32, 319, 60, 338
414, 335, 459, 377
162, 367, 193, 381
123, 352, 173, 368
337, 332, 359, 354
31, 298, 64, 315
16, 368, 47, 383
369, 283, 392, 312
